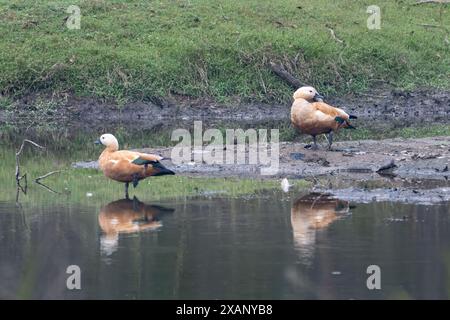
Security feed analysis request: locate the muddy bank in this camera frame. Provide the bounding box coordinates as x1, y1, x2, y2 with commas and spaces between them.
2, 88, 449, 130
73, 136, 450, 203
323, 187, 450, 205
74, 136, 450, 180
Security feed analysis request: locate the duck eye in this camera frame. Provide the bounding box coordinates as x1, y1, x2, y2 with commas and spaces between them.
101, 137, 105, 140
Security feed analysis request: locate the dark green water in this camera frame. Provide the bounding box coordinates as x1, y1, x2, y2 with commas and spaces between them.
1, 192, 450, 299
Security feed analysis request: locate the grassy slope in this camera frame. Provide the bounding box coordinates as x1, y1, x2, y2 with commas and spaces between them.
0, 0, 449, 104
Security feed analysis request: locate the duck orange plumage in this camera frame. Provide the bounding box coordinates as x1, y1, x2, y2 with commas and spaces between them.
291, 193, 350, 252
95, 134, 174, 198
98, 197, 174, 255
290, 86, 357, 150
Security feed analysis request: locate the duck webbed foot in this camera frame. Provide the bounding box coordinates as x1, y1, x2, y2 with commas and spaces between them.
304, 135, 319, 150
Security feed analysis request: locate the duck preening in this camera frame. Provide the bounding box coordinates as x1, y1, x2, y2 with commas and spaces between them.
290, 86, 357, 150
95, 134, 175, 198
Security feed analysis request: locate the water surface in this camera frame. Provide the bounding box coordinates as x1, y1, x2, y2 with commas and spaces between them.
1, 127, 450, 300
1, 191, 450, 299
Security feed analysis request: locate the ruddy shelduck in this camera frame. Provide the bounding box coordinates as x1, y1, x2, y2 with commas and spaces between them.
95, 134, 174, 198
291, 193, 350, 251
98, 197, 174, 255
291, 86, 357, 150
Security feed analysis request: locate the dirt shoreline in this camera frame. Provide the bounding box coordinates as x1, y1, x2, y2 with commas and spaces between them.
1, 88, 449, 128
4, 88, 450, 204
74, 136, 450, 180
73, 136, 450, 204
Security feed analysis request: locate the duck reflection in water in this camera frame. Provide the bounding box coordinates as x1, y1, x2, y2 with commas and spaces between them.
291, 193, 351, 263
98, 197, 175, 255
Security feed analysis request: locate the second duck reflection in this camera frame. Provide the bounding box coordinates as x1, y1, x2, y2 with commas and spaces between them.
98, 197, 175, 256
291, 193, 351, 263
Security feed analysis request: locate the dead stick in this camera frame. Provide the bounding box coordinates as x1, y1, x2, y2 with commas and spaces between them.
35, 180, 60, 194
35, 170, 62, 182
327, 27, 344, 44
417, 23, 444, 28
269, 62, 305, 88
15, 139, 44, 189
413, 0, 450, 5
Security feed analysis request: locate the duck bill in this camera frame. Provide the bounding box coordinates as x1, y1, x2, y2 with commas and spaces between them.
313, 92, 324, 102
94, 139, 101, 145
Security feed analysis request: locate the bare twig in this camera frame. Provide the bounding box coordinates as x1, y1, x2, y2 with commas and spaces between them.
269, 61, 305, 88
418, 23, 442, 28
15, 139, 44, 193
35, 180, 60, 194
34, 170, 62, 194
35, 170, 61, 182
327, 27, 344, 44
413, 0, 450, 5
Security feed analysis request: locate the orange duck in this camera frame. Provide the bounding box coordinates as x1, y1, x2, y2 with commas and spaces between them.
291, 193, 350, 250
98, 197, 174, 255
95, 134, 174, 198
290, 86, 357, 150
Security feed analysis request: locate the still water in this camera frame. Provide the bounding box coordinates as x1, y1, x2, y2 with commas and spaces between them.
1, 191, 450, 299
1, 125, 449, 299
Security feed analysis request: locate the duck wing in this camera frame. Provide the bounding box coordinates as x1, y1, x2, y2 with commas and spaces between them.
108, 150, 162, 163
103, 151, 173, 180
311, 102, 350, 119
132, 152, 164, 165
311, 102, 356, 129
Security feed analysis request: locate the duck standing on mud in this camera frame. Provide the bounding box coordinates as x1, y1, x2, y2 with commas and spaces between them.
95, 134, 175, 198
290, 86, 357, 150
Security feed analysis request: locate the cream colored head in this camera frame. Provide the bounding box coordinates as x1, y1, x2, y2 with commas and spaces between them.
96, 134, 119, 151
293, 86, 324, 102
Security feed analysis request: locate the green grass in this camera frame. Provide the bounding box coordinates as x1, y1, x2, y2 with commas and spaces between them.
0, 0, 448, 104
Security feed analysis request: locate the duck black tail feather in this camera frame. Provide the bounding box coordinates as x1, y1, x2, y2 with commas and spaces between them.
344, 123, 356, 129
349, 115, 358, 119
151, 161, 175, 176
335, 116, 356, 129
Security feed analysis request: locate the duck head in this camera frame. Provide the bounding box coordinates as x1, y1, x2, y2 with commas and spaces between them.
95, 133, 119, 151
293, 86, 324, 102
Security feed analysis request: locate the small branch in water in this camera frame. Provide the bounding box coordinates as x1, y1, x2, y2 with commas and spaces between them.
35, 170, 61, 183
15, 139, 45, 194
35, 170, 62, 194
35, 180, 61, 194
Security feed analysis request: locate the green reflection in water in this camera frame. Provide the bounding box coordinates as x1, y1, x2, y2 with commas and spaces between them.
0, 144, 310, 205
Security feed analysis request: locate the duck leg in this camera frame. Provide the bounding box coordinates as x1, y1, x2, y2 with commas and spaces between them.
312, 135, 318, 150
132, 174, 140, 188
125, 182, 130, 199
326, 132, 333, 150
304, 135, 318, 150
